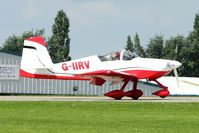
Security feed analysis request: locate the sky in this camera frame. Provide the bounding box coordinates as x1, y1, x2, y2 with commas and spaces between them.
0, 0, 199, 59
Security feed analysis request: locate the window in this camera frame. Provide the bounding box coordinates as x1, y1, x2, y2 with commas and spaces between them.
98, 51, 121, 61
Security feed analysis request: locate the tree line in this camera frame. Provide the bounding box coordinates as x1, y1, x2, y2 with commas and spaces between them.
0, 10, 71, 63
1, 10, 199, 77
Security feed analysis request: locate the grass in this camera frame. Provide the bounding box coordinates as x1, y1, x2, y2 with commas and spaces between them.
0, 101, 198, 133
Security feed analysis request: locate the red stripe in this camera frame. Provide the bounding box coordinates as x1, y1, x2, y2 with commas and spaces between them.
20, 69, 89, 80
122, 70, 171, 79
77, 69, 170, 80
25, 36, 46, 47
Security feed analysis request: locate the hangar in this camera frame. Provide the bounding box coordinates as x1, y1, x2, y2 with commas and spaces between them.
0, 50, 165, 96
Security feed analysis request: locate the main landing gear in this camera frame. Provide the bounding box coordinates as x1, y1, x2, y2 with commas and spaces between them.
104, 79, 143, 100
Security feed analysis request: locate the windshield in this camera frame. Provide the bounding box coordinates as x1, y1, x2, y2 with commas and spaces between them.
122, 50, 139, 60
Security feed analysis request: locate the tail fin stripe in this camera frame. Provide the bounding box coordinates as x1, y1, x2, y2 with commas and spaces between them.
25, 36, 46, 47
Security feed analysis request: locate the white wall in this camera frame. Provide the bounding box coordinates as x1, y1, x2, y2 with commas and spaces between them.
156, 77, 199, 95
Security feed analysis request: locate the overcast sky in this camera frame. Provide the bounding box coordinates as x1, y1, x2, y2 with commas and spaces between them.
0, 0, 199, 59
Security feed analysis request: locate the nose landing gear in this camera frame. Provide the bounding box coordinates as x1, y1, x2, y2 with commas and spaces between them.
152, 79, 170, 98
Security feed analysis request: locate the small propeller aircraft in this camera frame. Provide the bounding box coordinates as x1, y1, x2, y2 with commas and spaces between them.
20, 36, 182, 100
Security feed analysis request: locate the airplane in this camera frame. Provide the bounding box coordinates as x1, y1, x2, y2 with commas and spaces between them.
20, 36, 182, 100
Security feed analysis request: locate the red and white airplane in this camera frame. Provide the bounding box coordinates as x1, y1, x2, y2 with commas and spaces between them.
20, 36, 182, 100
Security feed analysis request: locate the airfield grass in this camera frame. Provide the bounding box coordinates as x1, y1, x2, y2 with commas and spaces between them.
0, 102, 199, 133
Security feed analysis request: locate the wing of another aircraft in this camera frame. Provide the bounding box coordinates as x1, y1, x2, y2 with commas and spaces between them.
75, 70, 138, 86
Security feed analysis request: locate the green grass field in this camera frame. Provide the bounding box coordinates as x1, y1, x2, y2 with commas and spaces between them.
0, 101, 198, 133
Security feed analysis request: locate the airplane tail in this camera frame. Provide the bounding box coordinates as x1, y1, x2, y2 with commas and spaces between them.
20, 36, 54, 78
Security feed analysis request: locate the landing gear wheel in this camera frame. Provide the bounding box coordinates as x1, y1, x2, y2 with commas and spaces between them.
104, 90, 125, 100
124, 89, 143, 100
115, 98, 122, 100
153, 89, 170, 98
132, 97, 139, 100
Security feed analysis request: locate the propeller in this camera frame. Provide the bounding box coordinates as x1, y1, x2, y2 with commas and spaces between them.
174, 68, 180, 89
167, 60, 181, 89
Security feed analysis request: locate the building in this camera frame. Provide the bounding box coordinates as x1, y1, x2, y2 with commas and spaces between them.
0, 50, 162, 96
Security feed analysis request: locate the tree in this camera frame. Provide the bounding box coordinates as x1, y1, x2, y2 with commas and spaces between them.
179, 39, 199, 77
188, 12, 199, 43
47, 10, 71, 62
125, 35, 134, 52
179, 12, 199, 77
163, 35, 185, 60
1, 29, 45, 54
134, 33, 145, 57
145, 35, 164, 58
162, 35, 186, 76
193, 12, 199, 35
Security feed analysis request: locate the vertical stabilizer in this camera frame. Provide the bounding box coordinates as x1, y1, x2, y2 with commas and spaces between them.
20, 36, 53, 77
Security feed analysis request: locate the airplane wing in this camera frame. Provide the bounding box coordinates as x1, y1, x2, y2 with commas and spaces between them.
75, 70, 137, 86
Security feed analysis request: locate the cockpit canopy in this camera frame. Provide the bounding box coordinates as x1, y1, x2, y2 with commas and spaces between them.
98, 50, 139, 62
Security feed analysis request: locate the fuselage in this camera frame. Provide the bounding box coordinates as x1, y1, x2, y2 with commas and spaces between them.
52, 55, 181, 80
20, 37, 181, 81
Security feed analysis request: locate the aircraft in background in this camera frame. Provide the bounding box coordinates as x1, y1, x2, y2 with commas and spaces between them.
20, 36, 182, 100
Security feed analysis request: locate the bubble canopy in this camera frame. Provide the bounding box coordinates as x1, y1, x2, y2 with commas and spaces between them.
98, 50, 139, 61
